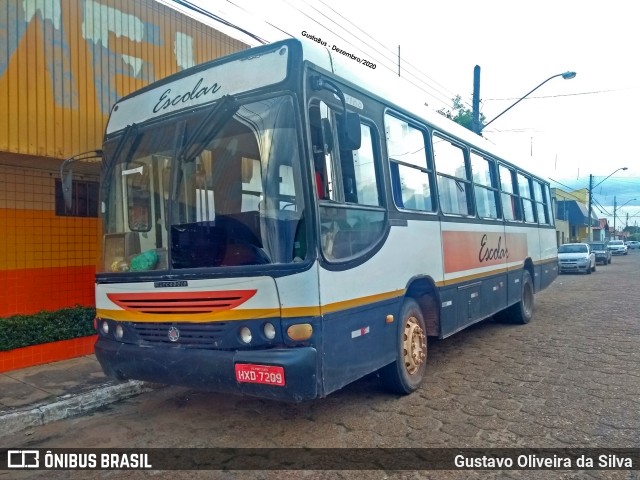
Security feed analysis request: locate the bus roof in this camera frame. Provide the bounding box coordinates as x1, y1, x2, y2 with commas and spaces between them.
294, 37, 545, 183
106, 37, 548, 185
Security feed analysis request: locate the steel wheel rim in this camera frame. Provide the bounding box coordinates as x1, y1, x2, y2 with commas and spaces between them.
403, 315, 426, 375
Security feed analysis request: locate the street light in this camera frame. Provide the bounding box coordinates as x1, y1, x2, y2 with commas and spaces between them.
587, 167, 628, 241
613, 197, 637, 238
475, 71, 576, 134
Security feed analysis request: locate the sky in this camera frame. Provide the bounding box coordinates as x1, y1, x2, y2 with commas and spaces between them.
172, 0, 640, 228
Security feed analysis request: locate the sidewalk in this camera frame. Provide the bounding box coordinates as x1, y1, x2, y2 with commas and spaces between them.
0, 354, 158, 436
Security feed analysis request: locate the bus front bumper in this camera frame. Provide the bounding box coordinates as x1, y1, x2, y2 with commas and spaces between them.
95, 338, 318, 402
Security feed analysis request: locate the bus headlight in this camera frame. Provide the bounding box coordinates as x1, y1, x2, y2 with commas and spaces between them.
115, 324, 124, 340
240, 326, 252, 344
263, 322, 276, 340
101, 321, 109, 335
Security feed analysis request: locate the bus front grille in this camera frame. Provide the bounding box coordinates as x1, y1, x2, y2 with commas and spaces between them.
130, 322, 229, 346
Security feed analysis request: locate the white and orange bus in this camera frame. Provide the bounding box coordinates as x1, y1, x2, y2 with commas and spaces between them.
92, 38, 558, 401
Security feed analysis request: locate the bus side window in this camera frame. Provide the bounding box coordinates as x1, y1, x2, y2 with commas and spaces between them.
533, 181, 551, 224
498, 164, 522, 221
385, 113, 435, 212
433, 134, 473, 216
518, 172, 536, 223
470, 151, 500, 219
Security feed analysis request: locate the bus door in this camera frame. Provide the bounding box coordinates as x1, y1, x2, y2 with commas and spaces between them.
308, 94, 391, 395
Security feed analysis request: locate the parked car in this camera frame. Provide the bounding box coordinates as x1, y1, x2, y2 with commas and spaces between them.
608, 240, 628, 255
588, 242, 612, 265
625, 240, 640, 250
558, 243, 596, 274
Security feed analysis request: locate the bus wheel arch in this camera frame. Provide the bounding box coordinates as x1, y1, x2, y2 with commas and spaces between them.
405, 276, 440, 337
380, 278, 439, 395
523, 258, 535, 292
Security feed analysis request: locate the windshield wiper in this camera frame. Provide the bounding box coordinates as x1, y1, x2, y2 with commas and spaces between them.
177, 94, 238, 161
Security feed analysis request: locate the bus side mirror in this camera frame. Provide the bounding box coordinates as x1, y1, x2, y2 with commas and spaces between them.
59, 149, 103, 211
339, 112, 361, 151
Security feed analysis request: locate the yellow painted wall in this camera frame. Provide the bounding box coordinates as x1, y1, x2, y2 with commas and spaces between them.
0, 0, 248, 159
0, 0, 247, 318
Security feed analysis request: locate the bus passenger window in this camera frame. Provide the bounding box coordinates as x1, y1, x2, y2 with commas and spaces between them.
470, 152, 499, 219
385, 113, 434, 212
518, 172, 536, 222
533, 181, 550, 224
433, 135, 473, 216
498, 164, 520, 221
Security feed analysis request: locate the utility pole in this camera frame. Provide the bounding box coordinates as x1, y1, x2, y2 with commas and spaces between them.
613, 196, 617, 239
472, 65, 481, 134
587, 174, 593, 242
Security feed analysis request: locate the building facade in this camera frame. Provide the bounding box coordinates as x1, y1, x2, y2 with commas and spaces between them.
552, 187, 606, 244
0, 0, 248, 317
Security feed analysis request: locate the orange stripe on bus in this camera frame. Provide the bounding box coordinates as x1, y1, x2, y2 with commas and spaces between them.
442, 231, 528, 273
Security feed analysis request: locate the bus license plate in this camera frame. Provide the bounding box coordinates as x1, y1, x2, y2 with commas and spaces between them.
235, 364, 285, 386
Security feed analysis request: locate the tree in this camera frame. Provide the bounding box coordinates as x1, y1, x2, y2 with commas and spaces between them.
623, 225, 639, 241
437, 95, 486, 132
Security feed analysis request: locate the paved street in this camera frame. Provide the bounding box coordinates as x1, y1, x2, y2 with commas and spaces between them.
2, 251, 639, 479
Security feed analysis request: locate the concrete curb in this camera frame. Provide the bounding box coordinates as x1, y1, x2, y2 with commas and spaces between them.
0, 381, 155, 437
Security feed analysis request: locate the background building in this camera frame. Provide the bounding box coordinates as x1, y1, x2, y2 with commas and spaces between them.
552, 187, 601, 244
0, 0, 247, 318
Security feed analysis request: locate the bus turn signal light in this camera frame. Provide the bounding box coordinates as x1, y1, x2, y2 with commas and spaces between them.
287, 323, 313, 341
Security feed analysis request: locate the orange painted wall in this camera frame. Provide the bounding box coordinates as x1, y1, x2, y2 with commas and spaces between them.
0, 164, 99, 316
0, 335, 98, 373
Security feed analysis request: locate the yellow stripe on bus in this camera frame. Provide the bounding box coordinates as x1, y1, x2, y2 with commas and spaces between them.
97, 261, 556, 323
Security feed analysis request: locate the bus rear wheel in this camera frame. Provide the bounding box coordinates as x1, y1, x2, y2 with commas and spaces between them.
495, 270, 534, 324
380, 298, 427, 395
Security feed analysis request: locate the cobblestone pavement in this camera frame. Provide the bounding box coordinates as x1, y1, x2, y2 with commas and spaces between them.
2, 253, 639, 480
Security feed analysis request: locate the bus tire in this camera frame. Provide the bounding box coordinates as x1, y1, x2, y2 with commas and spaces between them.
494, 270, 534, 324
380, 298, 427, 395
510, 270, 534, 324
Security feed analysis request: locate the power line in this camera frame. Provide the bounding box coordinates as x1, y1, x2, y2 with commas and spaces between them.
170, 0, 269, 44
312, 0, 463, 108
226, 0, 295, 39
484, 86, 640, 102
269, 0, 455, 109
284, 0, 454, 108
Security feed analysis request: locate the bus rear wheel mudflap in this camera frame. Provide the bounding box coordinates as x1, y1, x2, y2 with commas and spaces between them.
380, 298, 427, 395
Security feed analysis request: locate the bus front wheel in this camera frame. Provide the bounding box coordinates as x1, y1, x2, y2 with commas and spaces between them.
380, 298, 427, 395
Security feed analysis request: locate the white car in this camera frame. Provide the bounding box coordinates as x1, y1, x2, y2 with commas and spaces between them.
558, 243, 596, 274
608, 240, 628, 255
625, 240, 640, 250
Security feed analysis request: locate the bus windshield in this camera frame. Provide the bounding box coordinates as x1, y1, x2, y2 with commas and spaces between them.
100, 95, 306, 273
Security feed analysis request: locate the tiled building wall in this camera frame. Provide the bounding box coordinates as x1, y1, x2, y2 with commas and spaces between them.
0, 163, 98, 317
